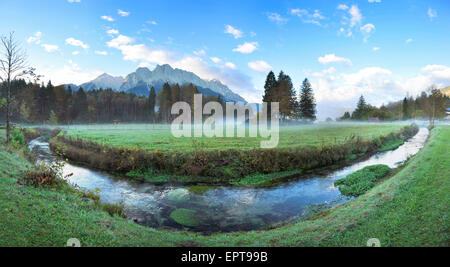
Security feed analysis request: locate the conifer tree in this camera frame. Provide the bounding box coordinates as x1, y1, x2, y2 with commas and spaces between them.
148, 86, 156, 122
299, 78, 316, 121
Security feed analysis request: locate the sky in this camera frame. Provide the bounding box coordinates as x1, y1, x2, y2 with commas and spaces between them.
1, 0, 449, 119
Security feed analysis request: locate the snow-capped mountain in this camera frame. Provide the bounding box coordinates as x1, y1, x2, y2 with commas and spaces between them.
68, 64, 246, 103
80, 73, 124, 91
120, 64, 246, 103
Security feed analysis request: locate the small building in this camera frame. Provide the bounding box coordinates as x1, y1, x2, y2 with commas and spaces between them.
368, 117, 380, 123
113, 120, 121, 125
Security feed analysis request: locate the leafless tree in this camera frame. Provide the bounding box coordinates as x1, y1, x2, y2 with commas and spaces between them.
424, 85, 447, 127
0, 32, 38, 144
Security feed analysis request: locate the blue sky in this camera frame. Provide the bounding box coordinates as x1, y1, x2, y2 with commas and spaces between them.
1, 0, 449, 118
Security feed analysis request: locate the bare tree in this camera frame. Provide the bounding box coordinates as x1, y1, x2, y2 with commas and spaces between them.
423, 85, 447, 128
0, 32, 38, 144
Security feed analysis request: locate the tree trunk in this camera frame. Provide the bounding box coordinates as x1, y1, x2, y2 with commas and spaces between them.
6, 77, 11, 144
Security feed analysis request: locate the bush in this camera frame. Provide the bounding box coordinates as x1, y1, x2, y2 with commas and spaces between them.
10, 128, 25, 148
335, 164, 391, 197
22, 164, 66, 187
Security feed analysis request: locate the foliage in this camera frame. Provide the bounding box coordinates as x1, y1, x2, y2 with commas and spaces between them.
334, 164, 392, 196
169, 209, 202, 227
10, 128, 25, 148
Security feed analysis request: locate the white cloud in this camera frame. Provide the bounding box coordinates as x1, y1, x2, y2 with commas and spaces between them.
67, 0, 80, 3
41, 61, 103, 86
360, 23, 375, 42
248, 61, 272, 73
106, 34, 258, 102
210, 57, 222, 64
338, 5, 364, 38
318, 54, 352, 65
309, 64, 450, 119
41, 44, 59, 52
193, 49, 206, 56
106, 35, 134, 48
147, 21, 158, 25
107, 29, 119, 35
225, 62, 237, 70
368, 0, 381, 3
95, 50, 108, 56
27, 31, 42, 44
337, 4, 348, 10
118, 9, 130, 17
373, 47, 380, 51
66, 38, 89, 49
233, 42, 258, 54
427, 8, 437, 21
349, 5, 362, 27
406, 38, 413, 43
72, 51, 80, 55
101, 16, 114, 22
290, 9, 326, 26
267, 13, 288, 25
224, 25, 243, 39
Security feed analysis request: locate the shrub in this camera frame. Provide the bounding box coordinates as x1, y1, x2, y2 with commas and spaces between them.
334, 164, 392, 197
10, 128, 25, 148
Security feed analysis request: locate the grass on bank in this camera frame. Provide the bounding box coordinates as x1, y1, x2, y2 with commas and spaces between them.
0, 126, 448, 246
63, 123, 405, 152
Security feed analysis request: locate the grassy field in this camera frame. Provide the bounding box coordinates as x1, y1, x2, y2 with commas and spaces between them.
62, 123, 406, 151
0, 126, 448, 246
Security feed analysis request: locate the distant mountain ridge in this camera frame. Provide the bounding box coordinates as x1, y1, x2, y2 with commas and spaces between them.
64, 64, 246, 103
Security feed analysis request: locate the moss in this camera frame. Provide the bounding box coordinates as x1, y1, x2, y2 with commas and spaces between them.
169, 209, 202, 227
186, 185, 212, 194
335, 164, 392, 197
378, 139, 404, 152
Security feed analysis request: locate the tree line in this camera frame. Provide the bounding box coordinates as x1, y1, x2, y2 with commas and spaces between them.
262, 71, 317, 122
0, 79, 226, 125
339, 86, 449, 125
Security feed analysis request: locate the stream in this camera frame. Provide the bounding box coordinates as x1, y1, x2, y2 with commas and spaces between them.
28, 128, 429, 233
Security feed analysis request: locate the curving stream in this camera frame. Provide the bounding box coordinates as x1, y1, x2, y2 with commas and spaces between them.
28, 128, 429, 232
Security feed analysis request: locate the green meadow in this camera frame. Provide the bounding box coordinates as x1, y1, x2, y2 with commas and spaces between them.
62, 123, 406, 151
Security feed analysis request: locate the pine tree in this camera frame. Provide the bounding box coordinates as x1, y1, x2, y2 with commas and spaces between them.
148, 87, 156, 123
299, 78, 316, 121
262, 71, 277, 103
402, 97, 409, 120
352, 95, 367, 120
276, 71, 299, 120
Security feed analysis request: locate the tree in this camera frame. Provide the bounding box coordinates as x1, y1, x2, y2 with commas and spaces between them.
340, 111, 351, 121
424, 86, 447, 127
157, 82, 172, 123
402, 97, 409, 120
352, 95, 367, 120
148, 86, 156, 123
262, 71, 277, 103
299, 78, 316, 121
0, 32, 37, 143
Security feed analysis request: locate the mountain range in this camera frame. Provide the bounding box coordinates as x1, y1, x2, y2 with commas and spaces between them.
66, 64, 246, 103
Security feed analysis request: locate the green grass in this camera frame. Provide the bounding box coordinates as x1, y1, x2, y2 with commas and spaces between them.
0, 126, 448, 246
63, 123, 406, 151
335, 165, 392, 196
378, 139, 405, 152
